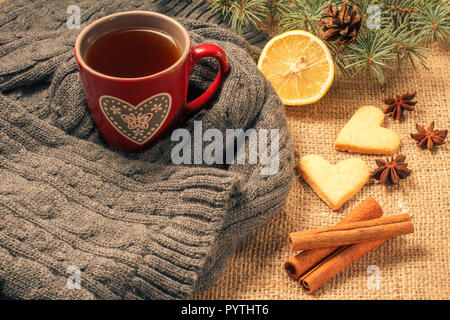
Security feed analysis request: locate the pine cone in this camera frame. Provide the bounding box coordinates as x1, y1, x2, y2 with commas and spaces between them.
318, 1, 362, 45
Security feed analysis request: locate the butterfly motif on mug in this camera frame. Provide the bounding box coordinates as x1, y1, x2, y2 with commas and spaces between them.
99, 93, 172, 145
120, 113, 152, 130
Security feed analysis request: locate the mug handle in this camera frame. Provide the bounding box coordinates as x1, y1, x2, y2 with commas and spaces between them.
185, 44, 229, 113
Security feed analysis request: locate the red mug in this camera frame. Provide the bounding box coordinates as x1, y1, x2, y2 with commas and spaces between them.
75, 11, 229, 152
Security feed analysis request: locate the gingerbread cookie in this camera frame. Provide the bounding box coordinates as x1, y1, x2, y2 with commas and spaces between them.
299, 155, 370, 211
335, 106, 400, 155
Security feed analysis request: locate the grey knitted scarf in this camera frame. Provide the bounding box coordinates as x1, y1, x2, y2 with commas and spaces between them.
0, 0, 293, 299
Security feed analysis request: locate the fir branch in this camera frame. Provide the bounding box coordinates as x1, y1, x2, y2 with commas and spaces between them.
328, 43, 352, 77
375, 0, 420, 29
265, 0, 291, 27
204, 0, 449, 83
215, 0, 268, 35
344, 28, 397, 84
279, 0, 330, 34
378, 0, 420, 14
412, 0, 449, 42
209, 0, 234, 18
391, 25, 431, 72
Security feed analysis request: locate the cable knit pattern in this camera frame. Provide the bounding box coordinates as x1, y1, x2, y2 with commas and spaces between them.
0, 0, 293, 299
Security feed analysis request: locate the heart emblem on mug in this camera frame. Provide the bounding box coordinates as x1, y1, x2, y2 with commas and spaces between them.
99, 93, 172, 145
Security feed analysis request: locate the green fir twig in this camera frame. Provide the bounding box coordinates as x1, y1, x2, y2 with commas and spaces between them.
279, 0, 330, 34
201, 0, 449, 83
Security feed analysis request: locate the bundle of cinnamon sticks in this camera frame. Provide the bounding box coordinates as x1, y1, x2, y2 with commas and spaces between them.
285, 197, 414, 293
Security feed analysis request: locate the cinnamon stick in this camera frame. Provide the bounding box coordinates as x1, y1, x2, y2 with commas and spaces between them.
284, 197, 382, 280
289, 213, 414, 251
300, 239, 387, 293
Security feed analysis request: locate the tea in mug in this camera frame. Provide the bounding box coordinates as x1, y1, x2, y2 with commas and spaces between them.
84, 28, 182, 78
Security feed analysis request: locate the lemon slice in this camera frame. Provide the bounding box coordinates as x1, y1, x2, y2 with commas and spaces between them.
257, 30, 334, 106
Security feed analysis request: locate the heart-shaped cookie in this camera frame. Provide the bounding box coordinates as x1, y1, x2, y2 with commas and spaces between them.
299, 155, 370, 211
335, 106, 400, 154
99, 93, 171, 145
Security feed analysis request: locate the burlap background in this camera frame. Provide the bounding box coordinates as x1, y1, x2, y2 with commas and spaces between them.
1, 0, 447, 300
192, 42, 449, 300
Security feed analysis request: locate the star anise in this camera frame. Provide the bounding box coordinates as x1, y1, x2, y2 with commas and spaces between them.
371, 154, 412, 185
383, 92, 417, 120
410, 122, 448, 150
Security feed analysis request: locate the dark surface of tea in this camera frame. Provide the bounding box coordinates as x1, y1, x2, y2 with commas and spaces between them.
85, 28, 181, 78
